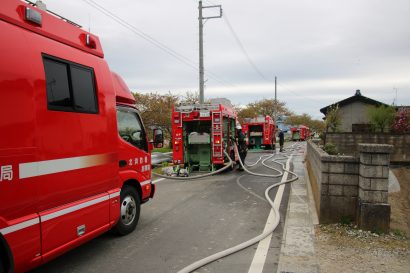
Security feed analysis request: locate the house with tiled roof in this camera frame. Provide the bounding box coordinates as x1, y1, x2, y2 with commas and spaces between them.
320, 90, 389, 132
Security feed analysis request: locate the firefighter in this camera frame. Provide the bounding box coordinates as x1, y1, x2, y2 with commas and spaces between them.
278, 129, 285, 152
236, 124, 247, 171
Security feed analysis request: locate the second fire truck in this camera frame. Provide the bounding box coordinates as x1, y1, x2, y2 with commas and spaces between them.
172, 102, 238, 173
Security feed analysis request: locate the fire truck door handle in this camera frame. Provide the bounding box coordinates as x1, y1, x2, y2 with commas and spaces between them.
119, 160, 127, 168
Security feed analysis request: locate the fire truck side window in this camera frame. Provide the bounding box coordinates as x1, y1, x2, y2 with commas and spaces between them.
43, 58, 72, 110
117, 107, 148, 152
71, 66, 98, 113
43, 55, 98, 114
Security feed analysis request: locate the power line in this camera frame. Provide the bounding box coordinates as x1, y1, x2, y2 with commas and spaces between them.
277, 82, 323, 104
81, 0, 236, 88
222, 11, 324, 105
223, 13, 272, 83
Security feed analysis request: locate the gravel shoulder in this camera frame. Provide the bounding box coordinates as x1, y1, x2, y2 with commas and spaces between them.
314, 167, 410, 273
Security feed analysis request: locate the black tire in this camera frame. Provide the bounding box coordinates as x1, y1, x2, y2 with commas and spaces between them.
0, 236, 11, 273
0, 248, 6, 273
114, 185, 140, 236
0, 260, 4, 273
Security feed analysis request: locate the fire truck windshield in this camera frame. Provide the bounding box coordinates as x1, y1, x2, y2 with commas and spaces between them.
117, 106, 147, 152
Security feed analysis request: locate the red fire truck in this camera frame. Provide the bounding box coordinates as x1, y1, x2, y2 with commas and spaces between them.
0, 1, 161, 272
172, 103, 238, 173
291, 125, 311, 141
242, 116, 276, 150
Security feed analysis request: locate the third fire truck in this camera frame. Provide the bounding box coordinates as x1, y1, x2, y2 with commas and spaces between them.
242, 115, 276, 150
291, 125, 311, 141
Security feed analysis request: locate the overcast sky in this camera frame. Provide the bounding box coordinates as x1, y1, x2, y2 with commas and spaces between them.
46, 0, 410, 119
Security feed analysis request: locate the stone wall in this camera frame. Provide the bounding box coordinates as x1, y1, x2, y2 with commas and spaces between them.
326, 132, 409, 163
306, 141, 392, 232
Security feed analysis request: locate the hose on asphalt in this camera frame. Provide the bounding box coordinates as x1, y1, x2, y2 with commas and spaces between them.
177, 143, 300, 273
244, 153, 273, 167
152, 150, 233, 180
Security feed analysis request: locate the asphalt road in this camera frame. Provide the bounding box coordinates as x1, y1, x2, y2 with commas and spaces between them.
32, 150, 295, 273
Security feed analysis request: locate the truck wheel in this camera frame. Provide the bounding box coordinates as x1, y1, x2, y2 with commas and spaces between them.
114, 185, 140, 236
0, 252, 5, 273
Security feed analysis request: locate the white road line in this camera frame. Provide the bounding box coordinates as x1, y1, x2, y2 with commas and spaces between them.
247, 155, 292, 273
152, 178, 165, 184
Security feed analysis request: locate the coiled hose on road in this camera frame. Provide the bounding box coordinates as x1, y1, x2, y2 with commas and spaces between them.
152, 150, 233, 180
177, 143, 300, 273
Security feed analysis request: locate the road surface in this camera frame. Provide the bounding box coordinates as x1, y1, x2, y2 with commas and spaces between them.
32, 148, 302, 273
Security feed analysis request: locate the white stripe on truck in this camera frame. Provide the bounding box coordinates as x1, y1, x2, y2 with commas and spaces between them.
40, 195, 110, 222
0, 192, 120, 235
19, 153, 114, 179
0, 218, 40, 235
140, 180, 151, 186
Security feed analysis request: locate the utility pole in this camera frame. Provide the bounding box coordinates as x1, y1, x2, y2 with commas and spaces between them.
198, 0, 222, 104
274, 76, 277, 122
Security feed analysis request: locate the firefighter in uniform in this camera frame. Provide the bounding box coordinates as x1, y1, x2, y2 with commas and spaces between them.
236, 124, 247, 171
278, 129, 285, 152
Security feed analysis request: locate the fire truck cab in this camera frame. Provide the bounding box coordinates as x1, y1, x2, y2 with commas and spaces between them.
172, 103, 237, 173
0, 1, 160, 272
243, 115, 276, 150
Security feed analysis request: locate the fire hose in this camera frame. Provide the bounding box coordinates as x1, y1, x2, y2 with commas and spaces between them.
175, 143, 300, 273
152, 150, 233, 180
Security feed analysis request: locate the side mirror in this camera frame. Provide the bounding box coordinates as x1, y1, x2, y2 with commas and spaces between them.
153, 128, 164, 148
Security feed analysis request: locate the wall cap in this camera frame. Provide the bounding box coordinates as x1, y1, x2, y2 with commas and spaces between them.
322, 155, 358, 163
358, 144, 394, 154
308, 141, 358, 162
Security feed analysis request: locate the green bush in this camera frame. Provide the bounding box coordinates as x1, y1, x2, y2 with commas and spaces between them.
323, 143, 338, 155
161, 161, 169, 167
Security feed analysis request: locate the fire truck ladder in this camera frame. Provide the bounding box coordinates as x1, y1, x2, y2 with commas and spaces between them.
211, 111, 223, 171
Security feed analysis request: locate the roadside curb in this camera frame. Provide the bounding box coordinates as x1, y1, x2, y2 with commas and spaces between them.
276, 156, 320, 273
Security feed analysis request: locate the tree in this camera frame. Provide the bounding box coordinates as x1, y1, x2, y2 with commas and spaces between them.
133, 91, 178, 147
311, 119, 326, 133
324, 104, 341, 133
286, 113, 325, 133
367, 105, 396, 132
180, 91, 199, 104
236, 106, 258, 124
237, 98, 292, 123
391, 107, 410, 133
323, 104, 341, 145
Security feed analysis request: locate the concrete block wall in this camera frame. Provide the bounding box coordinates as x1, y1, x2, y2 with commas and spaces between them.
306, 141, 392, 231
357, 144, 393, 232
326, 132, 409, 163
306, 141, 359, 223
306, 140, 327, 215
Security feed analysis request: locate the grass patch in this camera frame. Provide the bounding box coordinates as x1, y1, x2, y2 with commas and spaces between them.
152, 147, 172, 153
392, 229, 406, 237
340, 216, 353, 226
